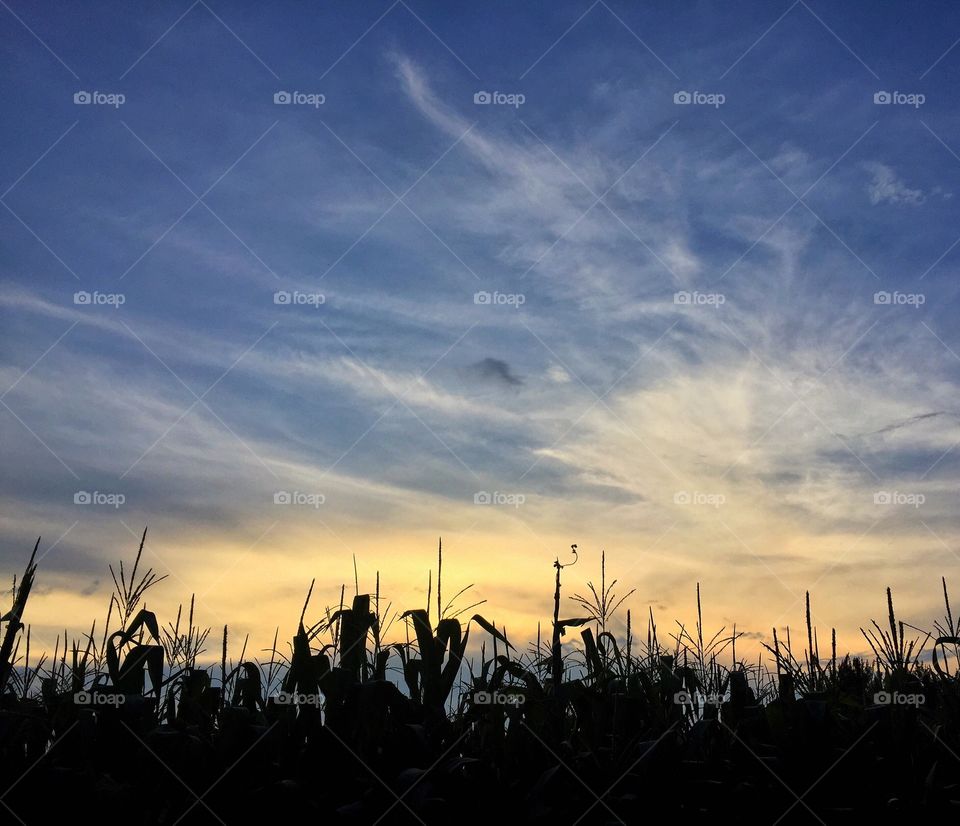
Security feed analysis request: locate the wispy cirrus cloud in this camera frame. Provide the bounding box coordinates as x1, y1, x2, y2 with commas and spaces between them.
3, 1, 960, 656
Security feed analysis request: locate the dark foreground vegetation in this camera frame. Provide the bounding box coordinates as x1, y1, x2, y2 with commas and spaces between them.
1, 532, 958, 824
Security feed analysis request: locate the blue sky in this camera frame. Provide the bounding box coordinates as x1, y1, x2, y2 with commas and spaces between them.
3, 0, 960, 654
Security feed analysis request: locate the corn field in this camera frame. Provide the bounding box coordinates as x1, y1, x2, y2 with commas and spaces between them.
1, 531, 958, 824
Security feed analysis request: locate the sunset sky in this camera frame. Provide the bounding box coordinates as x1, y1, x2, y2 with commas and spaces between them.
3, 0, 960, 664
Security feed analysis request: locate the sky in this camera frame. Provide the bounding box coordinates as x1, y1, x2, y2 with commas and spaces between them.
2, 0, 960, 664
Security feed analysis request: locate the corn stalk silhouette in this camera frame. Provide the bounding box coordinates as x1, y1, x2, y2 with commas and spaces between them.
0, 537, 39, 694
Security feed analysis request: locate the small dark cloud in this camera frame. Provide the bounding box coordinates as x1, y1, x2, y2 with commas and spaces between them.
81, 579, 101, 597
465, 358, 523, 387
723, 628, 766, 641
